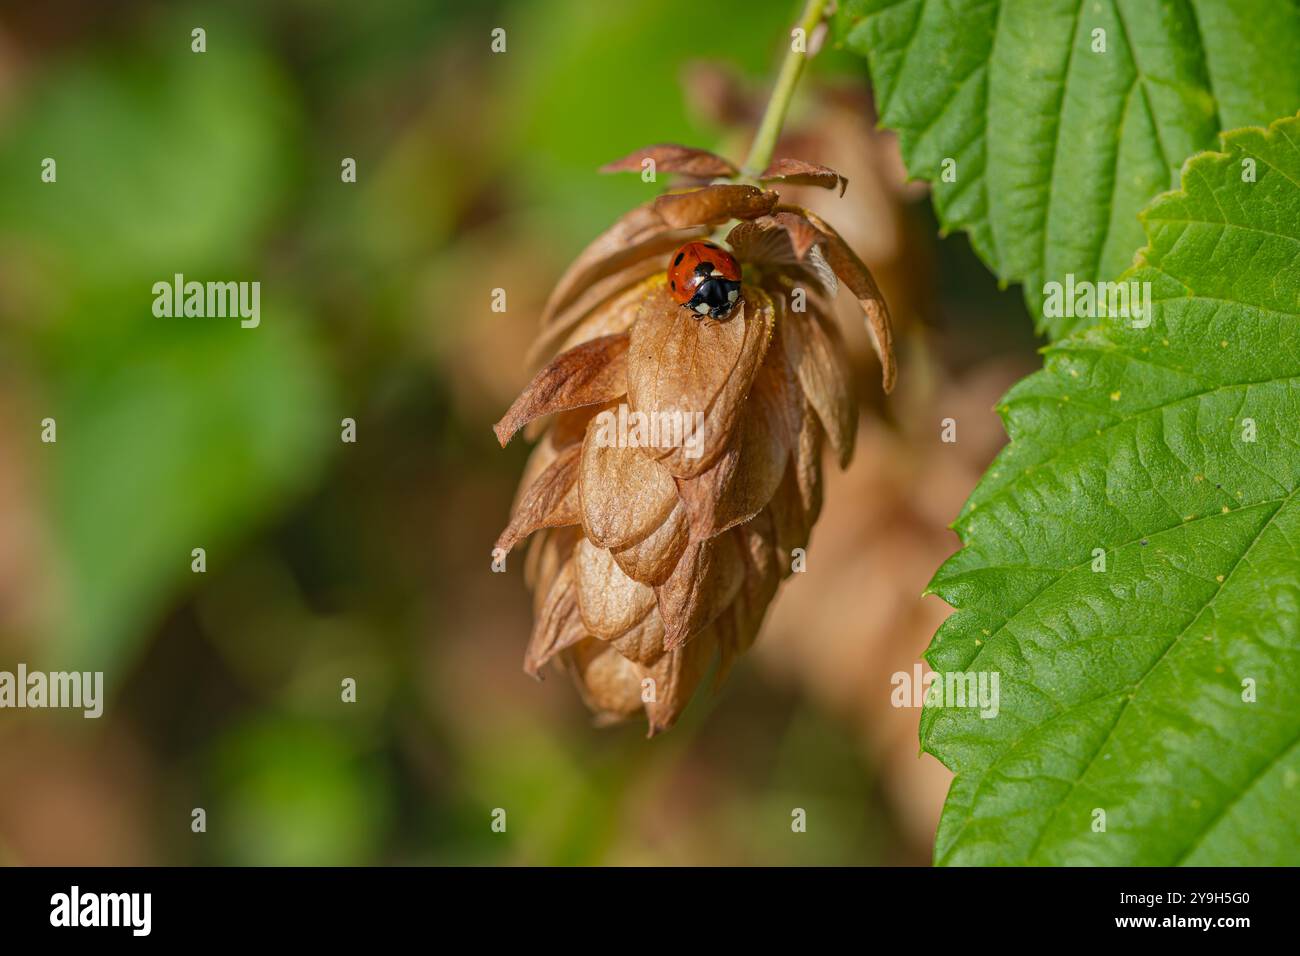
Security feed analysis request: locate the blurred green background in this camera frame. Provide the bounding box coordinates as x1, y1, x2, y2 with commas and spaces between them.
0, 0, 1036, 865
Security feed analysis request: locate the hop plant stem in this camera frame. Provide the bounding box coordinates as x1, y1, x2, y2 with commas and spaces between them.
741, 0, 831, 178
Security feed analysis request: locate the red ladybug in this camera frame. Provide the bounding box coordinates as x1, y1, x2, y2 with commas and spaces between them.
667, 241, 743, 319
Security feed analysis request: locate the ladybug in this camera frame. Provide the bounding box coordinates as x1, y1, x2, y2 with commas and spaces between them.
667, 241, 743, 320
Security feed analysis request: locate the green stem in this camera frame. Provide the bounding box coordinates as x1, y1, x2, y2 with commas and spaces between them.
741, 0, 831, 178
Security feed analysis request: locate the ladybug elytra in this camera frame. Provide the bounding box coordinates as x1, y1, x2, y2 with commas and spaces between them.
667, 241, 742, 320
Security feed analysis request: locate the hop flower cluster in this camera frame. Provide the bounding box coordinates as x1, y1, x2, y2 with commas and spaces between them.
494, 144, 894, 734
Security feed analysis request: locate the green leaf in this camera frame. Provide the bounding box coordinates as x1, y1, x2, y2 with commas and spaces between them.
923, 113, 1300, 865
836, 0, 1300, 339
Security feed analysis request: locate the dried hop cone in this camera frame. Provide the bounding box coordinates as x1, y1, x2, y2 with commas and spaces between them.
494, 144, 895, 735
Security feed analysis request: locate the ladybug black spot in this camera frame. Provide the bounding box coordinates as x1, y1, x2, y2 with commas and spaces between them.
673, 252, 684, 266
670, 280, 676, 290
